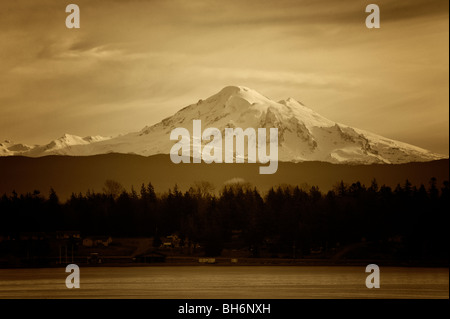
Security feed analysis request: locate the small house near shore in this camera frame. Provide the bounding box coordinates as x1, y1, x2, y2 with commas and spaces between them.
82, 236, 113, 247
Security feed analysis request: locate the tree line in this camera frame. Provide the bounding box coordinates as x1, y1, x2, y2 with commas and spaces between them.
0, 178, 448, 260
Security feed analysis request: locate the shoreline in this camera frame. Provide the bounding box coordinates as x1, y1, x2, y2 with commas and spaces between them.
1, 256, 447, 269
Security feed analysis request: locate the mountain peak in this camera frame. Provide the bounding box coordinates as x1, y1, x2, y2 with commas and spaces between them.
218, 85, 246, 94
215, 85, 265, 99
208, 85, 275, 109
56, 134, 110, 144
1, 86, 446, 164
59, 133, 79, 139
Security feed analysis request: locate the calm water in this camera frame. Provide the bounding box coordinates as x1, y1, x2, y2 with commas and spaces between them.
0, 266, 448, 299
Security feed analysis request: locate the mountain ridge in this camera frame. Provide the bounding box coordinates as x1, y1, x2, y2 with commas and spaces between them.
1, 86, 446, 164
1, 154, 448, 201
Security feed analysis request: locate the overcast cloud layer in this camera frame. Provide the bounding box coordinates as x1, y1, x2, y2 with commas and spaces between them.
0, 0, 448, 155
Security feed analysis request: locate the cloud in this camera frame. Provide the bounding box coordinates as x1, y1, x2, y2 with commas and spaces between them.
0, 0, 448, 155
224, 178, 247, 185
195, 67, 362, 90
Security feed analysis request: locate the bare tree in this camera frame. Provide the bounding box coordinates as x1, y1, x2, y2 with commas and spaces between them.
190, 181, 215, 198
102, 179, 124, 198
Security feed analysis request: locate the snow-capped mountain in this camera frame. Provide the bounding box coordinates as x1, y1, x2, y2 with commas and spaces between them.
9, 134, 112, 157
0, 140, 35, 156
2, 86, 446, 164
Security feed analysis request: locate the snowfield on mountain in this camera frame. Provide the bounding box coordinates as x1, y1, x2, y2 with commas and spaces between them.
1, 86, 446, 164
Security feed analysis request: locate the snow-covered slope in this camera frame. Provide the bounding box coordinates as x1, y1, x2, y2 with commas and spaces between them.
0, 140, 35, 156
22, 134, 112, 156
2, 86, 446, 164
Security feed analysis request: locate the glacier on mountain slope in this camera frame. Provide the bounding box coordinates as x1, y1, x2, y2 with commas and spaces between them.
4, 134, 110, 157
1, 86, 446, 164
0, 140, 35, 156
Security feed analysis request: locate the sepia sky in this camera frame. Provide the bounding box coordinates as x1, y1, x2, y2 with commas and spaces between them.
0, 0, 448, 155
